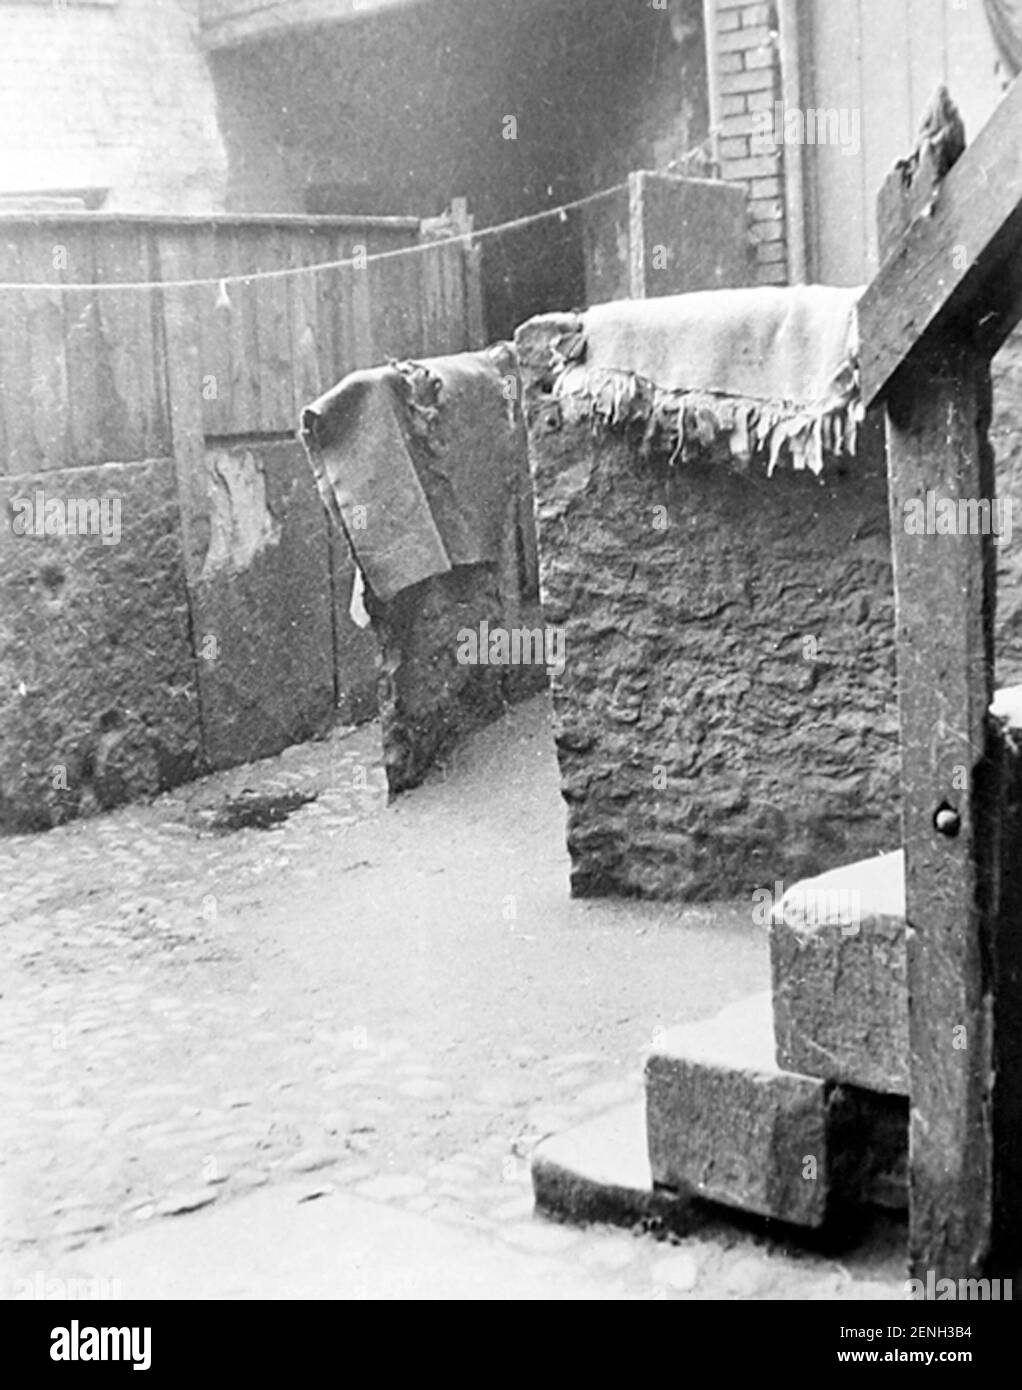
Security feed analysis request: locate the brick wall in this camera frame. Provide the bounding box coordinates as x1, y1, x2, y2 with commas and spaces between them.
713, 0, 787, 285
0, 0, 227, 211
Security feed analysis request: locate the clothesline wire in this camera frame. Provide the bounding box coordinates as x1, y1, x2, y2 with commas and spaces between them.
0, 181, 637, 295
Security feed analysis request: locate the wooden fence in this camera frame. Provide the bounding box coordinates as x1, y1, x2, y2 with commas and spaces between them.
0, 210, 484, 480
0, 209, 487, 823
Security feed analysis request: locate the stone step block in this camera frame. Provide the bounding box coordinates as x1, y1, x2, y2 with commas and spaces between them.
531, 1102, 690, 1230
770, 851, 908, 1095
645, 994, 907, 1228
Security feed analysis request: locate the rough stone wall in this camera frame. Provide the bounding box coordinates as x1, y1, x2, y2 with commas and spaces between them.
518, 323, 900, 901
0, 425, 537, 831
373, 567, 508, 795
0, 0, 227, 211
713, 0, 787, 285
369, 518, 546, 796
0, 460, 202, 832
0, 442, 378, 834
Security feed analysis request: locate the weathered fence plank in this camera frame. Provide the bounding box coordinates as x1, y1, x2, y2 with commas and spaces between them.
288, 233, 324, 421
20, 228, 72, 472
251, 226, 296, 434
189, 226, 234, 439
58, 226, 105, 467
368, 242, 423, 361
227, 229, 262, 436
94, 227, 171, 461
0, 210, 478, 468
332, 241, 376, 381
0, 236, 28, 474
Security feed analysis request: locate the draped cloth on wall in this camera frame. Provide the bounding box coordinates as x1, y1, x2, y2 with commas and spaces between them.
301, 342, 527, 604
550, 285, 865, 477
985, 0, 1022, 74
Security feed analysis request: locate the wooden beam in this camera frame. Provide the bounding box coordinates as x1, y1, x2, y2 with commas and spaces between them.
885, 340, 999, 1282
989, 690, 1022, 1274
875, 121, 1022, 1280
858, 73, 1022, 406
627, 172, 647, 300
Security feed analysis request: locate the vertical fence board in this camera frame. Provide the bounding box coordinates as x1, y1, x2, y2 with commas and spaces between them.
20, 229, 72, 471
463, 241, 486, 350
228, 227, 262, 435
252, 226, 296, 434
334, 231, 377, 380
59, 226, 105, 467
419, 242, 446, 355
314, 236, 344, 395
446, 239, 473, 351
0, 237, 31, 475
369, 242, 423, 361
437, 239, 460, 353
198, 226, 238, 437
288, 227, 324, 417
93, 227, 171, 461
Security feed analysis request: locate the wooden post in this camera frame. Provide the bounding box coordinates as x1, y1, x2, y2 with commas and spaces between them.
451, 197, 486, 349
867, 84, 1022, 1282
884, 336, 999, 1280
627, 172, 647, 301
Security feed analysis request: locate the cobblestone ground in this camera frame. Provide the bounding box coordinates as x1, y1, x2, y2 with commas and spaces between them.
1, 698, 907, 1299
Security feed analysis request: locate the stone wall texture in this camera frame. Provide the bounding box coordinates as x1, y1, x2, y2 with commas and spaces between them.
518, 317, 900, 901
0, 444, 378, 833
370, 533, 547, 795
536, 431, 899, 900
373, 566, 522, 795
0, 460, 202, 831
519, 312, 1022, 903
0, 434, 537, 832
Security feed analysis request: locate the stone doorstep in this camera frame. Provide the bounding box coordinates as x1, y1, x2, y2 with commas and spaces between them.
532, 996, 906, 1237
770, 850, 908, 1096
645, 994, 907, 1229
531, 1101, 689, 1231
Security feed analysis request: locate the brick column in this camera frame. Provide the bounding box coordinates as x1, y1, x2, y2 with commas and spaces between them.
711, 0, 787, 285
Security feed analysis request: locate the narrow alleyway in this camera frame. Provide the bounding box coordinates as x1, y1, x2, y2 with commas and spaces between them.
1, 695, 906, 1299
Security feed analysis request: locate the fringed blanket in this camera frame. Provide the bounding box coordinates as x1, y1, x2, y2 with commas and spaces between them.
301, 343, 526, 603
549, 285, 865, 475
